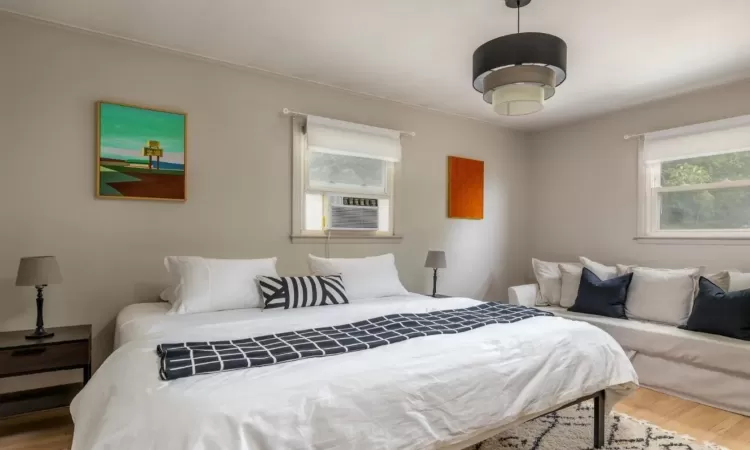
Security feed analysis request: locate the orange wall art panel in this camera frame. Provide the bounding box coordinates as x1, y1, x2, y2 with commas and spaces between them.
447, 156, 484, 220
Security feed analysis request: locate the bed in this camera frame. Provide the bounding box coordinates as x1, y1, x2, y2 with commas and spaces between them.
73, 294, 637, 450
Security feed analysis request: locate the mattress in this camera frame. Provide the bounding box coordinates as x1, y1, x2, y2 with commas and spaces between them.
77, 295, 637, 450
114, 301, 170, 349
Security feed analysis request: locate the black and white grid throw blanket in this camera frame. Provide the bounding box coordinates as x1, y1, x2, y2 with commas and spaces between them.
156, 302, 553, 381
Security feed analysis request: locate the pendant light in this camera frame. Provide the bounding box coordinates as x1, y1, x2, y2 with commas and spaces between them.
472, 0, 567, 116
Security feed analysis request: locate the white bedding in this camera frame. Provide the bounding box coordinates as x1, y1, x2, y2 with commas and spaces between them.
73, 295, 637, 450
114, 301, 170, 349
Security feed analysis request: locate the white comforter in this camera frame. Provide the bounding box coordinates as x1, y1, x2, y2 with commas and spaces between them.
71, 296, 638, 450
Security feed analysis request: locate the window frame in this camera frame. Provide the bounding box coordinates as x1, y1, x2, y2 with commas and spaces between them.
290, 117, 401, 243
637, 137, 750, 240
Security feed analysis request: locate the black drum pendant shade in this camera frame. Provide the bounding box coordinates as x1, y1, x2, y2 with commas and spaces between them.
472, 32, 567, 93
472, 1, 568, 116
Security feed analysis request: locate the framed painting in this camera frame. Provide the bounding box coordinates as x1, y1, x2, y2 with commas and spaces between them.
96, 101, 187, 201
447, 156, 484, 219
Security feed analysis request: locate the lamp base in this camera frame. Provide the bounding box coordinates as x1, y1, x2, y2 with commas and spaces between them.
27, 286, 53, 340
26, 329, 54, 340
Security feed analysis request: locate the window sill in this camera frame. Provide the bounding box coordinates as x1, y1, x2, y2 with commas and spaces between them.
290, 234, 403, 244
634, 236, 750, 245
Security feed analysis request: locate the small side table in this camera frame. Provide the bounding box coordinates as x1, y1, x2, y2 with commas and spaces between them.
0, 325, 91, 418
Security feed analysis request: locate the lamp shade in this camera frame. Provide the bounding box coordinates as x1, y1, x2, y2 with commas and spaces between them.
16, 256, 62, 286
472, 32, 567, 94
424, 251, 447, 269
492, 84, 545, 116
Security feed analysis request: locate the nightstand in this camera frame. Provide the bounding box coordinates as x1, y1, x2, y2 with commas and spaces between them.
0, 325, 91, 418
432, 294, 451, 298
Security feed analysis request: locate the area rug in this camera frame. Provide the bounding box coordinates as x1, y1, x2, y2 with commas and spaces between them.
474, 401, 726, 450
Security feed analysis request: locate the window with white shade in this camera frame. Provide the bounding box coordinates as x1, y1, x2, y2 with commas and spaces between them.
638, 115, 750, 238
291, 115, 402, 240
308, 152, 387, 194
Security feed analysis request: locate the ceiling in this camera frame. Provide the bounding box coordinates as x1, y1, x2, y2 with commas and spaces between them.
3, 0, 750, 130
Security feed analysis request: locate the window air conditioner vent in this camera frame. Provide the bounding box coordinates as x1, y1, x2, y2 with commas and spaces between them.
326, 195, 379, 231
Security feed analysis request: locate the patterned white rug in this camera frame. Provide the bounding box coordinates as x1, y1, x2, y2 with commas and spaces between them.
474, 401, 726, 450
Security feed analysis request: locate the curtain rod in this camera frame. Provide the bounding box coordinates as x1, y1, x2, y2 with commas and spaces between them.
282, 108, 416, 137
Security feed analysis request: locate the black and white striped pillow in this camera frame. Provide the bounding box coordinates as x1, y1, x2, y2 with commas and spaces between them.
257, 275, 349, 309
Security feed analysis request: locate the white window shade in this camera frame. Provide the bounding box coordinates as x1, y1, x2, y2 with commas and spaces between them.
644, 115, 750, 163
306, 115, 402, 162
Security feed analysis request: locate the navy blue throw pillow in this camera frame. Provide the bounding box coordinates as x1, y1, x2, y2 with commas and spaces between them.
682, 277, 750, 341
568, 268, 632, 319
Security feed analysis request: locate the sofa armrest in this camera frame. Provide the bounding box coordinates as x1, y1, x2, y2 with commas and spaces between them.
508, 284, 539, 307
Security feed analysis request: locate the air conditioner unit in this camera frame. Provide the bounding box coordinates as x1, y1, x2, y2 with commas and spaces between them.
325, 195, 379, 231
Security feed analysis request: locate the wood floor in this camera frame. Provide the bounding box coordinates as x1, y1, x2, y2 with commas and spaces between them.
0, 388, 748, 449
615, 388, 750, 449
0, 408, 73, 450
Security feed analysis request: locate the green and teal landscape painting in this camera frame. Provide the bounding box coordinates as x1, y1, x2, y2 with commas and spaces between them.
97, 102, 186, 200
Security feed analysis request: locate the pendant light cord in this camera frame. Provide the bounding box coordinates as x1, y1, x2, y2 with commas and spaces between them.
517, 0, 520, 33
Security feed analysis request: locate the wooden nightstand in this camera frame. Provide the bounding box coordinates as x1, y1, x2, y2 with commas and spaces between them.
0, 325, 91, 418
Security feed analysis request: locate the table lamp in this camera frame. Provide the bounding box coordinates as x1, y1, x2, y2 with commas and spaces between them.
16, 256, 62, 339
424, 250, 447, 297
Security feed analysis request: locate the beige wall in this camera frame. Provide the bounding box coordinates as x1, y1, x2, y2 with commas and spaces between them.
0, 13, 530, 383
528, 78, 750, 274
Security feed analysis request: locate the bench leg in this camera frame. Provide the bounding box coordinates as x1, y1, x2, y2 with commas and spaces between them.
593, 390, 605, 448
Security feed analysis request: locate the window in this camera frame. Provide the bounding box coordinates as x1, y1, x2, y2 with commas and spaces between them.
308, 152, 387, 194
303, 152, 392, 233
291, 115, 401, 241
638, 115, 750, 239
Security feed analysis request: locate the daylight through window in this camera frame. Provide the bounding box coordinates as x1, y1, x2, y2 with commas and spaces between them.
638, 115, 750, 238
294, 115, 401, 237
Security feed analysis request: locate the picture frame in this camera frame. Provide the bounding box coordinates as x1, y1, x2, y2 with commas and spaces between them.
96, 101, 187, 201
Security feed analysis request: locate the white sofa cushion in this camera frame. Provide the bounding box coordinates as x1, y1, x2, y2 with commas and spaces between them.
706, 271, 730, 292
558, 263, 583, 308
580, 257, 618, 280
618, 266, 701, 326
729, 271, 750, 291
531, 258, 562, 306
539, 306, 750, 378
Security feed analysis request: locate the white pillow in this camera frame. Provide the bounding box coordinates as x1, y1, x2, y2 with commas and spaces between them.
706, 271, 730, 292
729, 271, 750, 291
580, 257, 618, 280
559, 263, 583, 308
166, 256, 278, 314
159, 261, 183, 303
159, 287, 176, 303
531, 258, 561, 306
623, 266, 701, 326
615, 264, 637, 276
308, 253, 407, 300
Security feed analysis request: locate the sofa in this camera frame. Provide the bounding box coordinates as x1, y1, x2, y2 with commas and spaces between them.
509, 283, 750, 417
